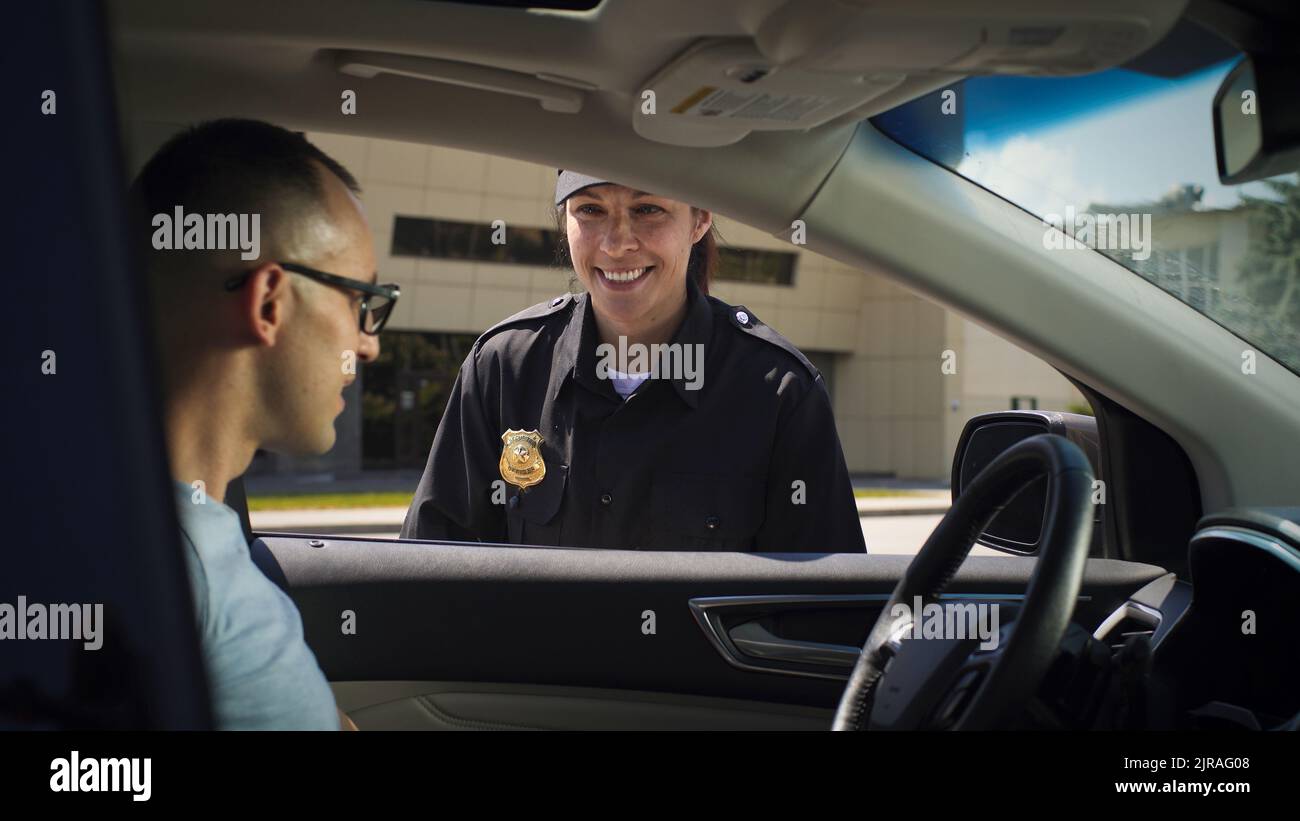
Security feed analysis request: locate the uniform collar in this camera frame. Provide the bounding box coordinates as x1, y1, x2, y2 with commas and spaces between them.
550, 275, 713, 409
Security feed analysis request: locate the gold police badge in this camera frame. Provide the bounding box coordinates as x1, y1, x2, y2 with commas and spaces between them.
499, 429, 546, 492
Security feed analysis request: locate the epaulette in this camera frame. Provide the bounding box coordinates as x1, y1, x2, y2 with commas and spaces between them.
477, 292, 577, 343
718, 302, 821, 381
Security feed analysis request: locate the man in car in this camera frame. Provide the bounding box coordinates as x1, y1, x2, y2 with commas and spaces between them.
130, 119, 399, 729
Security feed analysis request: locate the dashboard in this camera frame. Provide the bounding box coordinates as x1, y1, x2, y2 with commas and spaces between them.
1094, 507, 1300, 729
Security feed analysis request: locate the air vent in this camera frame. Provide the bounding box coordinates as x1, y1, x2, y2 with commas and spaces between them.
1101, 616, 1155, 653
1092, 601, 1161, 653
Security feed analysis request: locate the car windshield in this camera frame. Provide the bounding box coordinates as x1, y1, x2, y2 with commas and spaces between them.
873, 31, 1300, 378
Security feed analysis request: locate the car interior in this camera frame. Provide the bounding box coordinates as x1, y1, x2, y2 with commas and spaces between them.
8, 0, 1298, 731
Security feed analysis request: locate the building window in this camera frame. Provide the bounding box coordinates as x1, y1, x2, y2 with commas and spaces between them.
361, 330, 479, 470
392, 215, 797, 285
1146, 243, 1221, 312
717, 247, 797, 286
392, 216, 558, 265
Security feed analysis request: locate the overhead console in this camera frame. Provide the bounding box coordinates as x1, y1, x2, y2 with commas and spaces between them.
634, 0, 1187, 145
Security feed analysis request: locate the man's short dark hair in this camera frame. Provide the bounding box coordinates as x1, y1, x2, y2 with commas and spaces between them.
129, 119, 361, 269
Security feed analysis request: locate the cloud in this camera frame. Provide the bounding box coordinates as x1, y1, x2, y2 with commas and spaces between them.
957, 134, 1109, 217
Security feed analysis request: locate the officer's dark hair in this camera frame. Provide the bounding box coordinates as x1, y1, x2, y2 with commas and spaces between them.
687, 216, 720, 296
129, 118, 361, 275
553, 204, 720, 296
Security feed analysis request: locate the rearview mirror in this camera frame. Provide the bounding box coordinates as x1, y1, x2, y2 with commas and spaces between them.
1213, 55, 1300, 184
951, 411, 1103, 556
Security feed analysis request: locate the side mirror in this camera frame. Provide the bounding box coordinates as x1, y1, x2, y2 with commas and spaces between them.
951, 411, 1103, 556
1213, 55, 1300, 185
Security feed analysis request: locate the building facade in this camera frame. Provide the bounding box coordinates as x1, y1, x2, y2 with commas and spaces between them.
127, 124, 1089, 482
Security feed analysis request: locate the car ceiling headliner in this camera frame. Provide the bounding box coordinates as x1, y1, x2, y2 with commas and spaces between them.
105, 0, 956, 235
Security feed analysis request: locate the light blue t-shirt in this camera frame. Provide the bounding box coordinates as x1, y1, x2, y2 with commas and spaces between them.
174, 481, 339, 730
609, 368, 653, 399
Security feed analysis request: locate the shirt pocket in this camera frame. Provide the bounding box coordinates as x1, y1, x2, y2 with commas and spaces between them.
648, 471, 765, 551
506, 463, 568, 546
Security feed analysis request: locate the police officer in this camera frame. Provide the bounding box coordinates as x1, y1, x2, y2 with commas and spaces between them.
400, 170, 866, 553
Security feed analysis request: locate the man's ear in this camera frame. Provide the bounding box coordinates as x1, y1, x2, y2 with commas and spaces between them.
235, 262, 291, 346
691, 209, 713, 243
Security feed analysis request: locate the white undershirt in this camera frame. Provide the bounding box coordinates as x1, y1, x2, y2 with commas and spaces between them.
609, 368, 653, 400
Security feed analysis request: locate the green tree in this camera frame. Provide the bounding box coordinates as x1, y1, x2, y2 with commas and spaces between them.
1239, 174, 1300, 327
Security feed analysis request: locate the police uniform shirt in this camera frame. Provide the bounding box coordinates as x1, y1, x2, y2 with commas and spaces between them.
400, 275, 867, 553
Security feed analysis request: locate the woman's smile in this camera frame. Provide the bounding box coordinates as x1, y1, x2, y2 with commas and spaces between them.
596, 264, 655, 289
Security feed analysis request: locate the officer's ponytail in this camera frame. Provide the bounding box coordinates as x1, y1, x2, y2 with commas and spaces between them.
686, 210, 719, 296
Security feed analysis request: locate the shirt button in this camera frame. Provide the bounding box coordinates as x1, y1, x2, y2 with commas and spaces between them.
551, 296, 565, 307
705, 515, 720, 530
600, 493, 613, 506
735, 310, 749, 325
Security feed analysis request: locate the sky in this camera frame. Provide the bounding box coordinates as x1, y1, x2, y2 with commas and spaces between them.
953, 59, 1281, 217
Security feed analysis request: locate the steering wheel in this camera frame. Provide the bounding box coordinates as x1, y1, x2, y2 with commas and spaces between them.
833, 434, 1094, 730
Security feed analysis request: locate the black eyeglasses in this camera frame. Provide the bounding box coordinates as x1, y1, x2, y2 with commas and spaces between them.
224, 262, 401, 335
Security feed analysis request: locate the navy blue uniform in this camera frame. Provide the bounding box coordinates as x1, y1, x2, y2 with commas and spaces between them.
401, 276, 866, 553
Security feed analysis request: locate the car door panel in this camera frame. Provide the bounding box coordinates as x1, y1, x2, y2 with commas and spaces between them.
332, 681, 833, 730
257, 534, 1166, 729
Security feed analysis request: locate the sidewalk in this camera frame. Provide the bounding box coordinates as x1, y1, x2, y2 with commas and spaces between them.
251, 506, 411, 531
851, 473, 950, 517
855, 492, 950, 517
